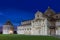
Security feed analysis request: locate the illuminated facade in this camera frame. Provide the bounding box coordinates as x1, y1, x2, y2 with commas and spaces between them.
3, 20, 14, 34
17, 7, 60, 35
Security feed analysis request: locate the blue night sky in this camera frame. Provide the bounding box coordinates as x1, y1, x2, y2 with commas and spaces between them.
0, 0, 60, 27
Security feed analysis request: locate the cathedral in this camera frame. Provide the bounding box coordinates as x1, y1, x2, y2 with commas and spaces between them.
17, 7, 60, 35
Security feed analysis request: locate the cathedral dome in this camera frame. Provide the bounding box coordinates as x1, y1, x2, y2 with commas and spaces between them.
44, 6, 55, 17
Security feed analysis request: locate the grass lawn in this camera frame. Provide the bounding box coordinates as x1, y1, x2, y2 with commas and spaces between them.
0, 34, 60, 40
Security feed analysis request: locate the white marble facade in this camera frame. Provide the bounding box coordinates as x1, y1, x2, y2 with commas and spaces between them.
3, 21, 14, 34
17, 7, 60, 35
17, 11, 48, 35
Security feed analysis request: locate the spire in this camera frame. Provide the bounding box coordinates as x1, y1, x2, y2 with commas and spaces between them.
48, 6, 50, 9
47, 6, 51, 11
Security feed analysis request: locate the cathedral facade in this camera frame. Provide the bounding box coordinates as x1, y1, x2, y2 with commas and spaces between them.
17, 7, 60, 35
